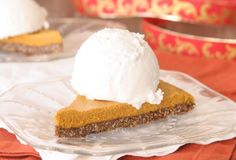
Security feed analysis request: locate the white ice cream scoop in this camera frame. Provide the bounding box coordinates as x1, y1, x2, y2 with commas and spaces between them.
71, 28, 163, 109
0, 0, 47, 39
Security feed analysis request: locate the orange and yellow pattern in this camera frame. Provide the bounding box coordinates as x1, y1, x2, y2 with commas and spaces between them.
73, 0, 236, 25
142, 18, 236, 61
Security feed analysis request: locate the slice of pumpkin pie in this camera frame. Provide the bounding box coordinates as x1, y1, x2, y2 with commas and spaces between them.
55, 28, 195, 138
56, 81, 194, 138
0, 30, 63, 55
0, 0, 62, 55
0, 30, 62, 55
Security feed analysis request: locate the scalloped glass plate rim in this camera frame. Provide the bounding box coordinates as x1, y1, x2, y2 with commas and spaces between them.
0, 70, 235, 156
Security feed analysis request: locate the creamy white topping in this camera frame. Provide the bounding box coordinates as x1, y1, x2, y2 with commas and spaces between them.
0, 0, 47, 39
71, 28, 163, 109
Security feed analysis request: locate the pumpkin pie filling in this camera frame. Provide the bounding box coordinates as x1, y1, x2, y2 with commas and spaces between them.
0, 30, 63, 55
55, 28, 195, 138
55, 81, 195, 138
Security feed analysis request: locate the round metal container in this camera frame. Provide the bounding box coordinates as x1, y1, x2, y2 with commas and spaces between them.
142, 18, 236, 61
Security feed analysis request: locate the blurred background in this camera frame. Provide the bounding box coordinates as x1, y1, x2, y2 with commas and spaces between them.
35, 0, 142, 32
35, 0, 76, 17
34, 0, 236, 61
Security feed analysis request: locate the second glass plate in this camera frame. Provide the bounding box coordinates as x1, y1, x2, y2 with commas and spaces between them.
0, 17, 125, 62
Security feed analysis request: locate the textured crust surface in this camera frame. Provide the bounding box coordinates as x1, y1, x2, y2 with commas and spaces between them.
0, 42, 63, 56
56, 103, 194, 138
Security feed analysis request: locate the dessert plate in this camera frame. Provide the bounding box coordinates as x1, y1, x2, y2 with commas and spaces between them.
0, 17, 125, 62
0, 70, 236, 156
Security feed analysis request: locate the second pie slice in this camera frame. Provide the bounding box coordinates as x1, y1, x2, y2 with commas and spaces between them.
0, 0, 63, 56
0, 30, 63, 55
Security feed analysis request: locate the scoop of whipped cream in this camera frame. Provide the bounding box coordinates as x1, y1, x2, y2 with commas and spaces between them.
71, 28, 163, 109
0, 0, 47, 39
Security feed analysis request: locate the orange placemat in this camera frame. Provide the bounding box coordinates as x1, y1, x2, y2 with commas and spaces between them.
0, 128, 41, 160
120, 52, 236, 160
157, 52, 236, 101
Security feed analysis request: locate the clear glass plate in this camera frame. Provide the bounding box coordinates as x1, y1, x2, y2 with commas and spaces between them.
0, 17, 125, 62
0, 70, 236, 156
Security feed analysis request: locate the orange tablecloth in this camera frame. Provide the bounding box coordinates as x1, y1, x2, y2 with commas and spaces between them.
0, 128, 41, 160
0, 53, 236, 160
121, 52, 236, 160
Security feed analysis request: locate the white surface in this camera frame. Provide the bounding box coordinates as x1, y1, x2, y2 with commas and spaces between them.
0, 0, 47, 39
72, 28, 163, 109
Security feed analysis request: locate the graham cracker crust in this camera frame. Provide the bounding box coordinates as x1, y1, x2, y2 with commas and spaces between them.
56, 103, 194, 138
0, 42, 63, 56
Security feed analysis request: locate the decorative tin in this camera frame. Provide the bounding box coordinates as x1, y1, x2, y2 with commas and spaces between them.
142, 18, 236, 61
73, 0, 236, 25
